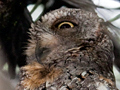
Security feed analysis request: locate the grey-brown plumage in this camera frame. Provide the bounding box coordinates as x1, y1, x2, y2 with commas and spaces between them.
17, 8, 118, 90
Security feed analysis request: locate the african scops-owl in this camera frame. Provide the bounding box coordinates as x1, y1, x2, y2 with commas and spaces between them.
17, 8, 118, 90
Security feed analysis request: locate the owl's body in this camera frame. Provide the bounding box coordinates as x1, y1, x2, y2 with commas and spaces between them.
17, 8, 118, 90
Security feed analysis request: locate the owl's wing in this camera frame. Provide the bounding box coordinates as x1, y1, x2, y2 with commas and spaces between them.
103, 22, 120, 71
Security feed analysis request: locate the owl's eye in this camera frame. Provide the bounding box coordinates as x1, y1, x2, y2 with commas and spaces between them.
54, 21, 77, 29
51, 17, 78, 30
57, 22, 75, 29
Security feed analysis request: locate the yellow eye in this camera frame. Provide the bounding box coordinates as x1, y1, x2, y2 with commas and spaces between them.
58, 22, 75, 29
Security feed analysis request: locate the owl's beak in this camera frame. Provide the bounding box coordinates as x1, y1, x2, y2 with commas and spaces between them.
35, 43, 51, 63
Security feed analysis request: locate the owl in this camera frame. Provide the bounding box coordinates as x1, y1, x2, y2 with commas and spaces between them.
17, 8, 118, 90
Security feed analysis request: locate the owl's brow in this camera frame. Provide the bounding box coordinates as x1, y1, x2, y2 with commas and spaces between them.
35, 21, 54, 35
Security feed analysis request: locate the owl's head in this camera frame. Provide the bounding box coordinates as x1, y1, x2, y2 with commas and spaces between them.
26, 8, 112, 63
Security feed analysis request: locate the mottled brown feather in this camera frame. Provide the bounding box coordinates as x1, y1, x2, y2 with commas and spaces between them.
19, 62, 62, 90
